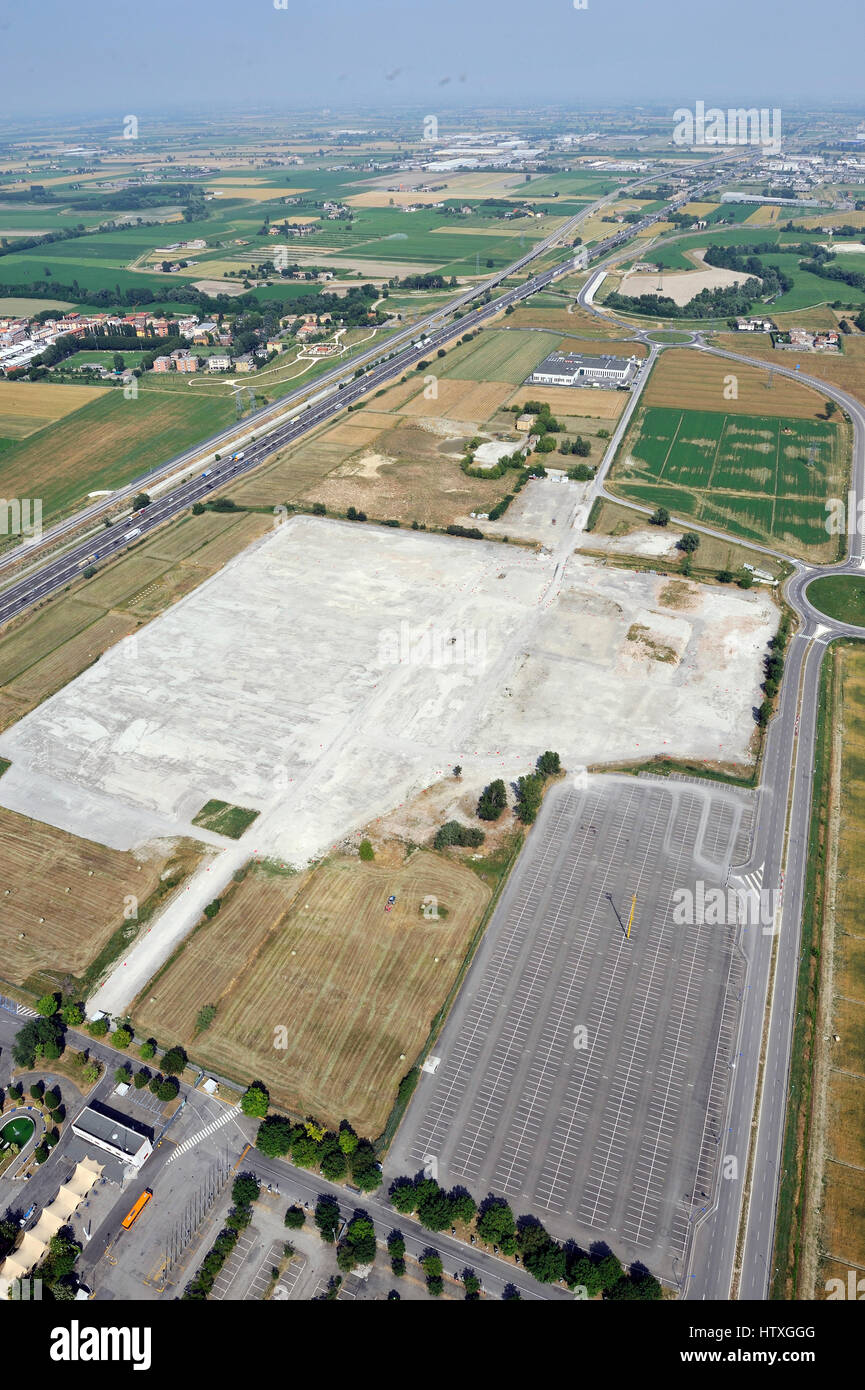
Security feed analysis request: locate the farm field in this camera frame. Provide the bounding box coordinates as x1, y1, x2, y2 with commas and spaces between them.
0, 379, 235, 524
133, 852, 491, 1137
710, 331, 865, 413
641, 348, 831, 418
0, 808, 199, 991
814, 642, 865, 1292
0, 379, 108, 441
439, 328, 562, 383
611, 404, 846, 561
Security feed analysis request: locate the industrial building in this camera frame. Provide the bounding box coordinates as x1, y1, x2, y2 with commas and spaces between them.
529, 351, 638, 388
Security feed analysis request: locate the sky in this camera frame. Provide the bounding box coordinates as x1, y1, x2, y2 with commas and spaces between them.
0, 0, 863, 119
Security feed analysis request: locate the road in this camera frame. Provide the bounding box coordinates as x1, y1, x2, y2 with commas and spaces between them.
573, 265, 865, 1301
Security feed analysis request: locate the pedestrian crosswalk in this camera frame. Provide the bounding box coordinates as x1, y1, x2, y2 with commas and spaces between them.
166, 1107, 235, 1162
739, 864, 763, 895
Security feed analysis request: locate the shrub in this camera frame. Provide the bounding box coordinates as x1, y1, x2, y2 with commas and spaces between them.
433, 820, 485, 850
358, 839, 374, 861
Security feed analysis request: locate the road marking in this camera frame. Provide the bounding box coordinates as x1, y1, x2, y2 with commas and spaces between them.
166, 1107, 235, 1161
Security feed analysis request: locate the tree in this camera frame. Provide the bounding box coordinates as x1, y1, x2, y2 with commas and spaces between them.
114, 1066, 131, 1086
476, 1196, 516, 1246
477, 779, 507, 822
284, 1205, 305, 1229
30, 1081, 44, 1101
716, 569, 734, 584
232, 1174, 260, 1207
515, 772, 544, 825
113, 1026, 132, 1049
113, 353, 125, 372
160, 1045, 186, 1076
536, 750, 561, 778
139, 1039, 156, 1060
191, 502, 205, 516
650, 507, 670, 527
453, 765, 462, 779
358, 839, 374, 861
321, 1147, 348, 1181
157, 1077, 179, 1102
132, 492, 151, 510
825, 399, 838, 418
194, 1004, 217, 1034
12, 1016, 65, 1068
290, 1134, 322, 1169
389, 1178, 418, 1214
315, 1195, 341, 1244
256, 1114, 295, 1157
738, 569, 754, 589
678, 531, 700, 553
36, 993, 59, 1017
61, 1002, 84, 1027
88, 1017, 109, 1038
133, 1069, 150, 1090
338, 1123, 359, 1156
241, 1083, 269, 1118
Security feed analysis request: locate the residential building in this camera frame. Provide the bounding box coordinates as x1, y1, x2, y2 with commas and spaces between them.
208, 355, 233, 372
152, 356, 173, 372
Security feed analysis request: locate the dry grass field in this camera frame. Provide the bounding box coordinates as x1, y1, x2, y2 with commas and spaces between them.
506, 384, 628, 419
400, 377, 513, 421
711, 331, 865, 412
0, 809, 197, 990
641, 347, 831, 418
134, 851, 491, 1136
0, 381, 108, 440
810, 642, 865, 1292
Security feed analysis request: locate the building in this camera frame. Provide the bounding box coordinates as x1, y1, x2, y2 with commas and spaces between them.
152, 356, 173, 372
71, 1106, 152, 1168
515, 413, 535, 432
208, 355, 233, 372
173, 352, 199, 373
530, 351, 638, 388
736, 317, 774, 331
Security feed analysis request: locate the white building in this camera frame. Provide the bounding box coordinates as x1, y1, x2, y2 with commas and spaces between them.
530, 351, 637, 387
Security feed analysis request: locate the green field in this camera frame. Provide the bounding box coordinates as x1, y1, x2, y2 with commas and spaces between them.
440, 328, 562, 384
191, 799, 260, 838
0, 380, 235, 524
612, 405, 846, 560
807, 576, 865, 627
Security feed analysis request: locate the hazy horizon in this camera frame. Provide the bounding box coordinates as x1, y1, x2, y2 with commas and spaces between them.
1, 0, 863, 120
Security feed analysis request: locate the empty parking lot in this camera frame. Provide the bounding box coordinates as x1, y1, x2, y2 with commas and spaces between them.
389, 773, 752, 1283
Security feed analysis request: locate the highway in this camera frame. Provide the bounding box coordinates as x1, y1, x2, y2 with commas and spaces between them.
573, 266, 865, 1301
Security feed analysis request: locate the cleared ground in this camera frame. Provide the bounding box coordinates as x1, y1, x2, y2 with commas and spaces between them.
0, 518, 778, 875
134, 853, 490, 1137
619, 264, 751, 305
388, 774, 752, 1282
0, 510, 272, 732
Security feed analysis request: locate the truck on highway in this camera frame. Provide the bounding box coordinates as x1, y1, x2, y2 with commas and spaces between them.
230, 452, 245, 461
201, 468, 213, 478
124, 527, 141, 540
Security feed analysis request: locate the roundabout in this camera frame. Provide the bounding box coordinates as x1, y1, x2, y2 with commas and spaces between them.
805, 574, 865, 629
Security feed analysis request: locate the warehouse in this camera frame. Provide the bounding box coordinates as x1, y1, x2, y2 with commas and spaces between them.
529, 351, 638, 387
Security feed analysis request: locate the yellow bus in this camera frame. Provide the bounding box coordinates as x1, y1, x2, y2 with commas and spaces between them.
121, 1189, 152, 1230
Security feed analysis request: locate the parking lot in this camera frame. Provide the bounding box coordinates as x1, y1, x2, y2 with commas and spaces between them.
389, 773, 752, 1283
